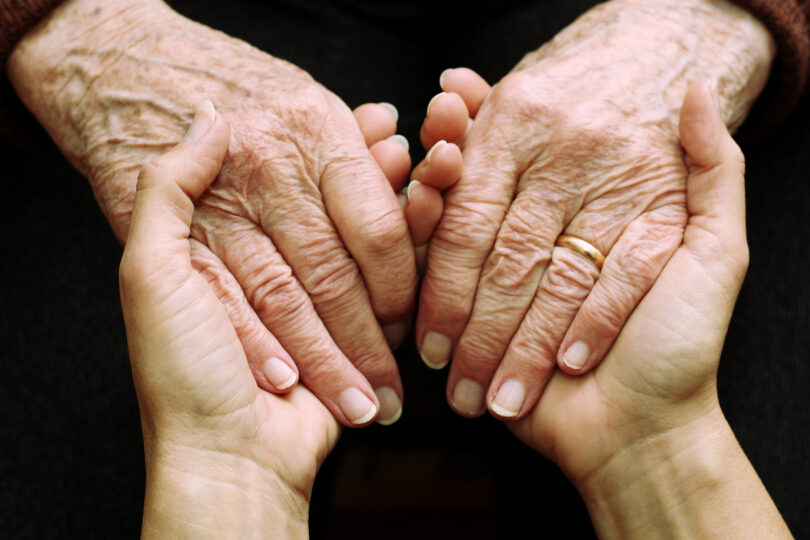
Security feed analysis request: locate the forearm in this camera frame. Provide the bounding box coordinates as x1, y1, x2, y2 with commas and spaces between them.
143, 445, 309, 539
515, 0, 775, 132
6, 0, 308, 239
578, 409, 790, 539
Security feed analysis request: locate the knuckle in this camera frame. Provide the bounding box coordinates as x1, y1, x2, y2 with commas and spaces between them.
579, 291, 626, 337
419, 274, 474, 328
362, 210, 411, 259
248, 265, 307, 323
482, 245, 537, 292
349, 350, 397, 383
304, 257, 363, 312
541, 251, 597, 306
506, 332, 557, 375
454, 334, 503, 376
482, 222, 548, 293
614, 247, 661, 288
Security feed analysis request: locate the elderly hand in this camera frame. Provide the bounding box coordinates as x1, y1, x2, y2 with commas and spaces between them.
120, 103, 339, 538
415, 0, 774, 419
9, 0, 415, 425
508, 81, 790, 538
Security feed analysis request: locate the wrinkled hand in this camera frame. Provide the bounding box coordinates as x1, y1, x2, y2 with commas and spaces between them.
512, 81, 790, 539
120, 104, 339, 537
508, 80, 746, 483
9, 0, 416, 425
415, 0, 773, 419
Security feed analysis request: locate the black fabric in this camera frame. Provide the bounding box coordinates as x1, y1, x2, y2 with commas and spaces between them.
1, 1, 808, 538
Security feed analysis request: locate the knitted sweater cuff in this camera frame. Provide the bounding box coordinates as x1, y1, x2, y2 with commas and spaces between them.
732, 0, 810, 138
1, 0, 65, 148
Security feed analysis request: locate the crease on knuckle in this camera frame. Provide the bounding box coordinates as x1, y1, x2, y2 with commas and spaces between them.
580, 293, 625, 338
303, 258, 363, 314
483, 223, 548, 293
506, 332, 557, 375
360, 208, 411, 260
247, 264, 306, 323
541, 251, 596, 306
431, 203, 502, 260
454, 334, 503, 375
347, 349, 396, 383
419, 276, 474, 328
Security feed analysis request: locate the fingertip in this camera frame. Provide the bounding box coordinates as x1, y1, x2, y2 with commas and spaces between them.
412, 141, 463, 192
370, 137, 411, 192
679, 79, 732, 170
558, 340, 591, 374
354, 102, 397, 146
405, 181, 443, 246
261, 356, 299, 392
338, 387, 380, 426
488, 378, 527, 419
438, 67, 491, 117
377, 102, 398, 122
423, 92, 469, 147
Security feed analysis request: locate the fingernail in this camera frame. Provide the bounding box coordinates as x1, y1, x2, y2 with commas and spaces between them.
183, 99, 216, 142
427, 92, 445, 114
407, 180, 422, 202
420, 331, 451, 369
382, 321, 407, 349
439, 68, 454, 90
426, 140, 447, 163
387, 134, 409, 151
397, 191, 408, 211
375, 386, 403, 426
262, 357, 297, 390
563, 341, 590, 371
451, 378, 485, 416
338, 388, 378, 425
490, 379, 525, 418
378, 102, 398, 122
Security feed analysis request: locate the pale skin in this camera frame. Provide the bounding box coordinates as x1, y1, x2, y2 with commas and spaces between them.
414, 0, 776, 420
121, 100, 454, 538
8, 0, 778, 428
512, 80, 791, 538
123, 81, 790, 538
8, 0, 418, 426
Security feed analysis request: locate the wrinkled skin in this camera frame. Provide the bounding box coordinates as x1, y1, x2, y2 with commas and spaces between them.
414, 0, 774, 420
9, 0, 416, 426
119, 109, 338, 536
503, 82, 790, 539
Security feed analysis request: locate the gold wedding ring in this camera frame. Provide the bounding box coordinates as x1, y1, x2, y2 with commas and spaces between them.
555, 234, 606, 270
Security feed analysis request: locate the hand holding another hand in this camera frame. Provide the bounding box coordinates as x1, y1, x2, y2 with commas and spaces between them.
120, 103, 339, 538
9, 0, 417, 426
413, 0, 774, 420
507, 81, 790, 538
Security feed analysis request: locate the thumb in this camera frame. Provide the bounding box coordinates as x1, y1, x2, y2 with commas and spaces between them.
125, 100, 230, 255
679, 80, 749, 281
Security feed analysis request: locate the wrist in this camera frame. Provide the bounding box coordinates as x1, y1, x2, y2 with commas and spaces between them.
514, 0, 774, 133
576, 408, 787, 538
143, 442, 309, 539
7, 0, 307, 240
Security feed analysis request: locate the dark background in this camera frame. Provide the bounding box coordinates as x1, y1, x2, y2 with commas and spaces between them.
1, 0, 808, 538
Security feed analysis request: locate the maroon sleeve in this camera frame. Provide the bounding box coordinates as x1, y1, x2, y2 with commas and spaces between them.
1, 0, 64, 65
732, 0, 810, 136
1, 0, 65, 148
